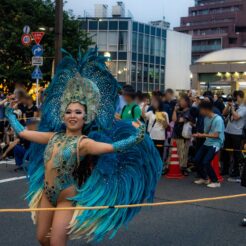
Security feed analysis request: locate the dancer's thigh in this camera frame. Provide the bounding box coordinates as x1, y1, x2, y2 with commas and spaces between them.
50, 187, 76, 246
36, 193, 54, 243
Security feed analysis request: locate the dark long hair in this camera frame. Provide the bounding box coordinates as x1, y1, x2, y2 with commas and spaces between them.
73, 154, 98, 187
72, 117, 98, 187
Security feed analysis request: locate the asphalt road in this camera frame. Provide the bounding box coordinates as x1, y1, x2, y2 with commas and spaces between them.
0, 161, 246, 246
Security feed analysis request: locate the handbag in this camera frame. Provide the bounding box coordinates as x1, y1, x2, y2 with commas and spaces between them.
182, 122, 192, 139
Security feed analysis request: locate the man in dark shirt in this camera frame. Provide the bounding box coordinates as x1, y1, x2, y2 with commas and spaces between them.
25, 96, 38, 119
163, 89, 177, 120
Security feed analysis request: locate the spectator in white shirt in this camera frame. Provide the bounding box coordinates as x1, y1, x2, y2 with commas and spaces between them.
142, 95, 169, 159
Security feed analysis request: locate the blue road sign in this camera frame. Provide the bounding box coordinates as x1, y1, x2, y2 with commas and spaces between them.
32, 45, 43, 57
32, 66, 42, 79
23, 25, 30, 34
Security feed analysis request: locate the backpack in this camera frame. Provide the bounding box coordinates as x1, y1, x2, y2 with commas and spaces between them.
121, 104, 138, 119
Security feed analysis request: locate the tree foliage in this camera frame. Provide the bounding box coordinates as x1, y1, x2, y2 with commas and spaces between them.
0, 0, 92, 90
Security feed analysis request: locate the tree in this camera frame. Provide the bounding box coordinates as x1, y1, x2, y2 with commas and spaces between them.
0, 0, 92, 91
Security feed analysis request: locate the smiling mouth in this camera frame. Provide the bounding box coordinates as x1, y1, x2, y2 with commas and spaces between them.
68, 120, 77, 124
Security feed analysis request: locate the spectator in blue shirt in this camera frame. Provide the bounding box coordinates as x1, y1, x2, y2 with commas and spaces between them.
193, 100, 225, 188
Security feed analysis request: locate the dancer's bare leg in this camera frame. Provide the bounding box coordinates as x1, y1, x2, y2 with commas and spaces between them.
50, 186, 76, 246
36, 194, 54, 246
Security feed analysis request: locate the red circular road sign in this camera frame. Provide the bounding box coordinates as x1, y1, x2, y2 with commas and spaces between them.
21, 34, 32, 46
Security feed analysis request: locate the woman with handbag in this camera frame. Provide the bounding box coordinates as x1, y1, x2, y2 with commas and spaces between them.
172, 95, 192, 176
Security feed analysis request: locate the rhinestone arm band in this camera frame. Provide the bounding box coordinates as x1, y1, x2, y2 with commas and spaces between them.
5, 106, 25, 135
112, 124, 145, 152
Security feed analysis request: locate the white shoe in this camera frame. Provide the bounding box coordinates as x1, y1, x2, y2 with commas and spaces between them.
207, 182, 221, 188
194, 179, 209, 185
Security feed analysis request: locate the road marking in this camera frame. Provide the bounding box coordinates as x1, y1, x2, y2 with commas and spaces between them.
0, 176, 26, 184
0, 160, 15, 165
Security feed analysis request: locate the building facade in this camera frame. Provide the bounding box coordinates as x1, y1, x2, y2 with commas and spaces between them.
190, 48, 246, 94
174, 0, 246, 62
80, 16, 191, 92
81, 17, 167, 92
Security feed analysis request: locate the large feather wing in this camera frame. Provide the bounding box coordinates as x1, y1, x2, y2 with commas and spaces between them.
68, 120, 163, 242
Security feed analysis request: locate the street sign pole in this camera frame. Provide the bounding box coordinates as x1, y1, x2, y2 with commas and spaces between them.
36, 78, 39, 107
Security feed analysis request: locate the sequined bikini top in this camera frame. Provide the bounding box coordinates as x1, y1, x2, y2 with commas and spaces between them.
44, 132, 84, 171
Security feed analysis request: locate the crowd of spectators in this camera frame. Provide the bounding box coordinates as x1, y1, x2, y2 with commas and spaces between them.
117, 85, 246, 189
0, 83, 42, 171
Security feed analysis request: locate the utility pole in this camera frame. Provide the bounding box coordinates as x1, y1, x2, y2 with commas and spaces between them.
54, 0, 63, 70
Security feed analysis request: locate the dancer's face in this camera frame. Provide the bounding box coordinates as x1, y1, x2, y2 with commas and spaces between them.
64, 103, 86, 132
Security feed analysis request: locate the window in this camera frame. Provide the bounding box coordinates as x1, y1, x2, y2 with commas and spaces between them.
97, 32, 107, 50
110, 52, 117, 60
132, 52, 137, 62
144, 64, 148, 83
132, 32, 138, 52
229, 37, 237, 44
138, 54, 143, 62
131, 62, 136, 82
118, 62, 127, 82
144, 55, 149, 63
155, 57, 160, 64
150, 56, 155, 64
99, 21, 108, 30
155, 65, 160, 84
155, 37, 161, 56
119, 21, 128, 30
139, 24, 144, 33
119, 31, 128, 51
154, 84, 160, 91
137, 63, 143, 82
118, 52, 127, 60
109, 21, 118, 30
144, 35, 150, 54
131, 82, 137, 91
149, 83, 154, 91
156, 28, 161, 37
162, 30, 166, 38
161, 66, 165, 85
151, 27, 156, 36
149, 65, 154, 83
145, 25, 150, 34
133, 22, 138, 32
138, 33, 144, 53
108, 32, 118, 51
160, 39, 166, 57
143, 83, 148, 92
89, 21, 98, 30
137, 83, 142, 91
150, 36, 155, 55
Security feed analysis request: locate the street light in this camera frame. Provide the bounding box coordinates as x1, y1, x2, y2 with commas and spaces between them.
39, 27, 46, 31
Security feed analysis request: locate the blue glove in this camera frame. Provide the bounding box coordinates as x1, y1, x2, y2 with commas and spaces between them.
112, 124, 145, 152
5, 106, 25, 135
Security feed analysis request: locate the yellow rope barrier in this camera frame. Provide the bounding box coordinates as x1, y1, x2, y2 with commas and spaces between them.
0, 194, 245, 213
